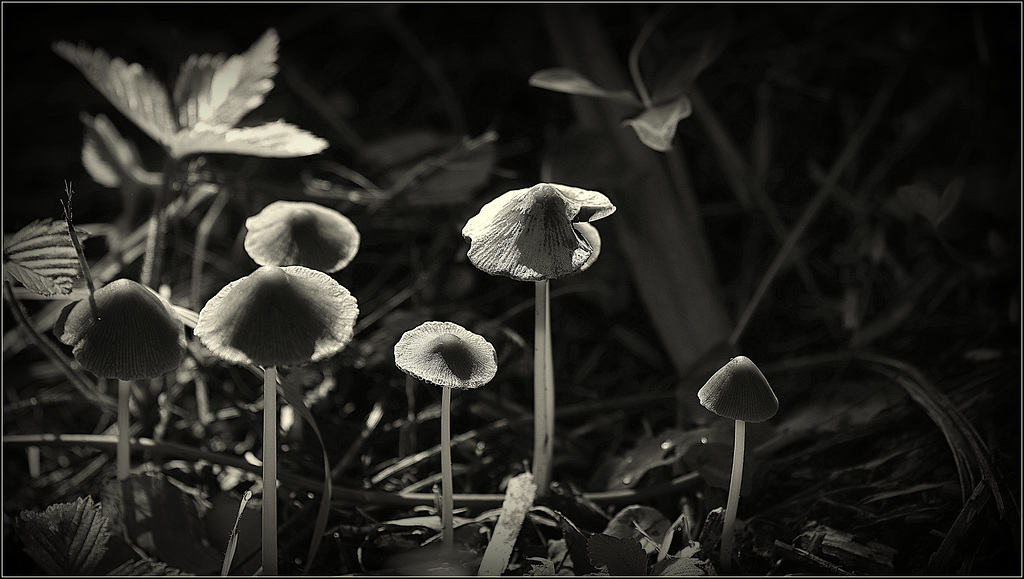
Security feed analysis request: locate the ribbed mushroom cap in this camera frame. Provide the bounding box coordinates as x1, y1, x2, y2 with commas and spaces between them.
461, 183, 615, 282
244, 201, 360, 273
697, 356, 779, 423
194, 265, 359, 367
53, 278, 186, 380
394, 321, 497, 389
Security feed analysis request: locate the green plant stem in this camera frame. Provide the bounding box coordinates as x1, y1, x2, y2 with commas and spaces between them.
720, 419, 745, 572
533, 279, 553, 498
263, 366, 278, 576
440, 386, 454, 551
116, 379, 131, 481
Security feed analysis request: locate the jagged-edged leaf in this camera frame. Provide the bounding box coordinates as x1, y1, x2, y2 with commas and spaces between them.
16, 496, 111, 575
587, 533, 649, 576
623, 96, 694, 152
655, 555, 712, 576
108, 559, 189, 575
81, 113, 162, 189
175, 29, 279, 131
53, 41, 177, 148
3, 218, 83, 296
478, 473, 537, 575
169, 120, 328, 159
529, 68, 641, 106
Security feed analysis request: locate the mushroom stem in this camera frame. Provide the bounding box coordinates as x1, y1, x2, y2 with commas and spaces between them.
533, 279, 554, 497
720, 419, 746, 572
440, 386, 454, 551
262, 366, 279, 576
116, 379, 131, 482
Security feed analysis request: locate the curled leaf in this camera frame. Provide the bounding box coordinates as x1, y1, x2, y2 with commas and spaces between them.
169, 120, 328, 159
529, 68, 641, 106
623, 96, 694, 152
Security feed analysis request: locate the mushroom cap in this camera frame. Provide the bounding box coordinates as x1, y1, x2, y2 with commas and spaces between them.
194, 265, 359, 367
394, 321, 497, 389
697, 356, 779, 423
461, 183, 615, 281
244, 201, 360, 273
53, 278, 186, 380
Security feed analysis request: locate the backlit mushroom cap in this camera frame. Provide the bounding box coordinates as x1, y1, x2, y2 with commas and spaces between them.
461, 183, 615, 281
53, 278, 186, 380
697, 356, 779, 423
194, 265, 359, 367
244, 201, 360, 273
394, 321, 497, 389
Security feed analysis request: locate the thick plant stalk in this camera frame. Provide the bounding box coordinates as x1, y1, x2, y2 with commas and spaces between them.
440, 386, 454, 551
720, 420, 746, 572
262, 366, 279, 576
116, 379, 131, 482
533, 280, 554, 497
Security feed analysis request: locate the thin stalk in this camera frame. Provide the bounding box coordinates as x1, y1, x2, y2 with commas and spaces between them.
720, 419, 746, 572
141, 158, 177, 289
116, 379, 131, 481
440, 386, 454, 551
262, 366, 278, 576
533, 280, 553, 497
61, 187, 99, 319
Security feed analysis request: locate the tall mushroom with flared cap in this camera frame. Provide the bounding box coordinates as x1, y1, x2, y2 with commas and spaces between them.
462, 182, 614, 497
194, 265, 358, 575
54, 278, 187, 494
697, 355, 778, 572
244, 200, 360, 273
394, 321, 497, 552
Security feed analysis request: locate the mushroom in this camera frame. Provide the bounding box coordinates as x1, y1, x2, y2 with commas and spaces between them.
53, 278, 186, 487
462, 183, 614, 497
394, 321, 497, 551
697, 355, 778, 572
244, 200, 360, 273
194, 265, 359, 575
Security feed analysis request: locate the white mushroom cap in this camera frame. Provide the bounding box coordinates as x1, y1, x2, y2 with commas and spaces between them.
697, 356, 779, 423
195, 265, 359, 367
244, 201, 360, 273
461, 183, 615, 281
53, 279, 186, 380
394, 321, 497, 390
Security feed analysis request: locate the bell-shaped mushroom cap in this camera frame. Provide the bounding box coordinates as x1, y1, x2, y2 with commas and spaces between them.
194, 265, 359, 367
244, 201, 360, 273
53, 278, 186, 380
394, 321, 497, 390
461, 183, 615, 282
697, 356, 779, 423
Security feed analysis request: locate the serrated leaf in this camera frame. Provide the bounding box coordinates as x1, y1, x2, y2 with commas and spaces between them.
555, 510, 599, 575
175, 29, 279, 131
655, 555, 712, 576
478, 473, 537, 575
623, 96, 694, 152
16, 496, 111, 575
529, 68, 641, 106
108, 558, 189, 575
81, 113, 162, 189
169, 120, 328, 159
587, 533, 649, 576
3, 218, 83, 296
53, 41, 178, 148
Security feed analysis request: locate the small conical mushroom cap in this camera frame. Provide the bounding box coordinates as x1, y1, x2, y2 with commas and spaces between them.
394, 321, 497, 390
697, 356, 779, 423
194, 265, 359, 367
53, 278, 186, 380
244, 201, 360, 273
461, 183, 615, 282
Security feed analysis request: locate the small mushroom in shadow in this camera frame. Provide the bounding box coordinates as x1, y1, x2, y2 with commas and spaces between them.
394, 321, 497, 552
244, 200, 360, 273
697, 355, 778, 573
462, 182, 614, 497
195, 264, 359, 575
